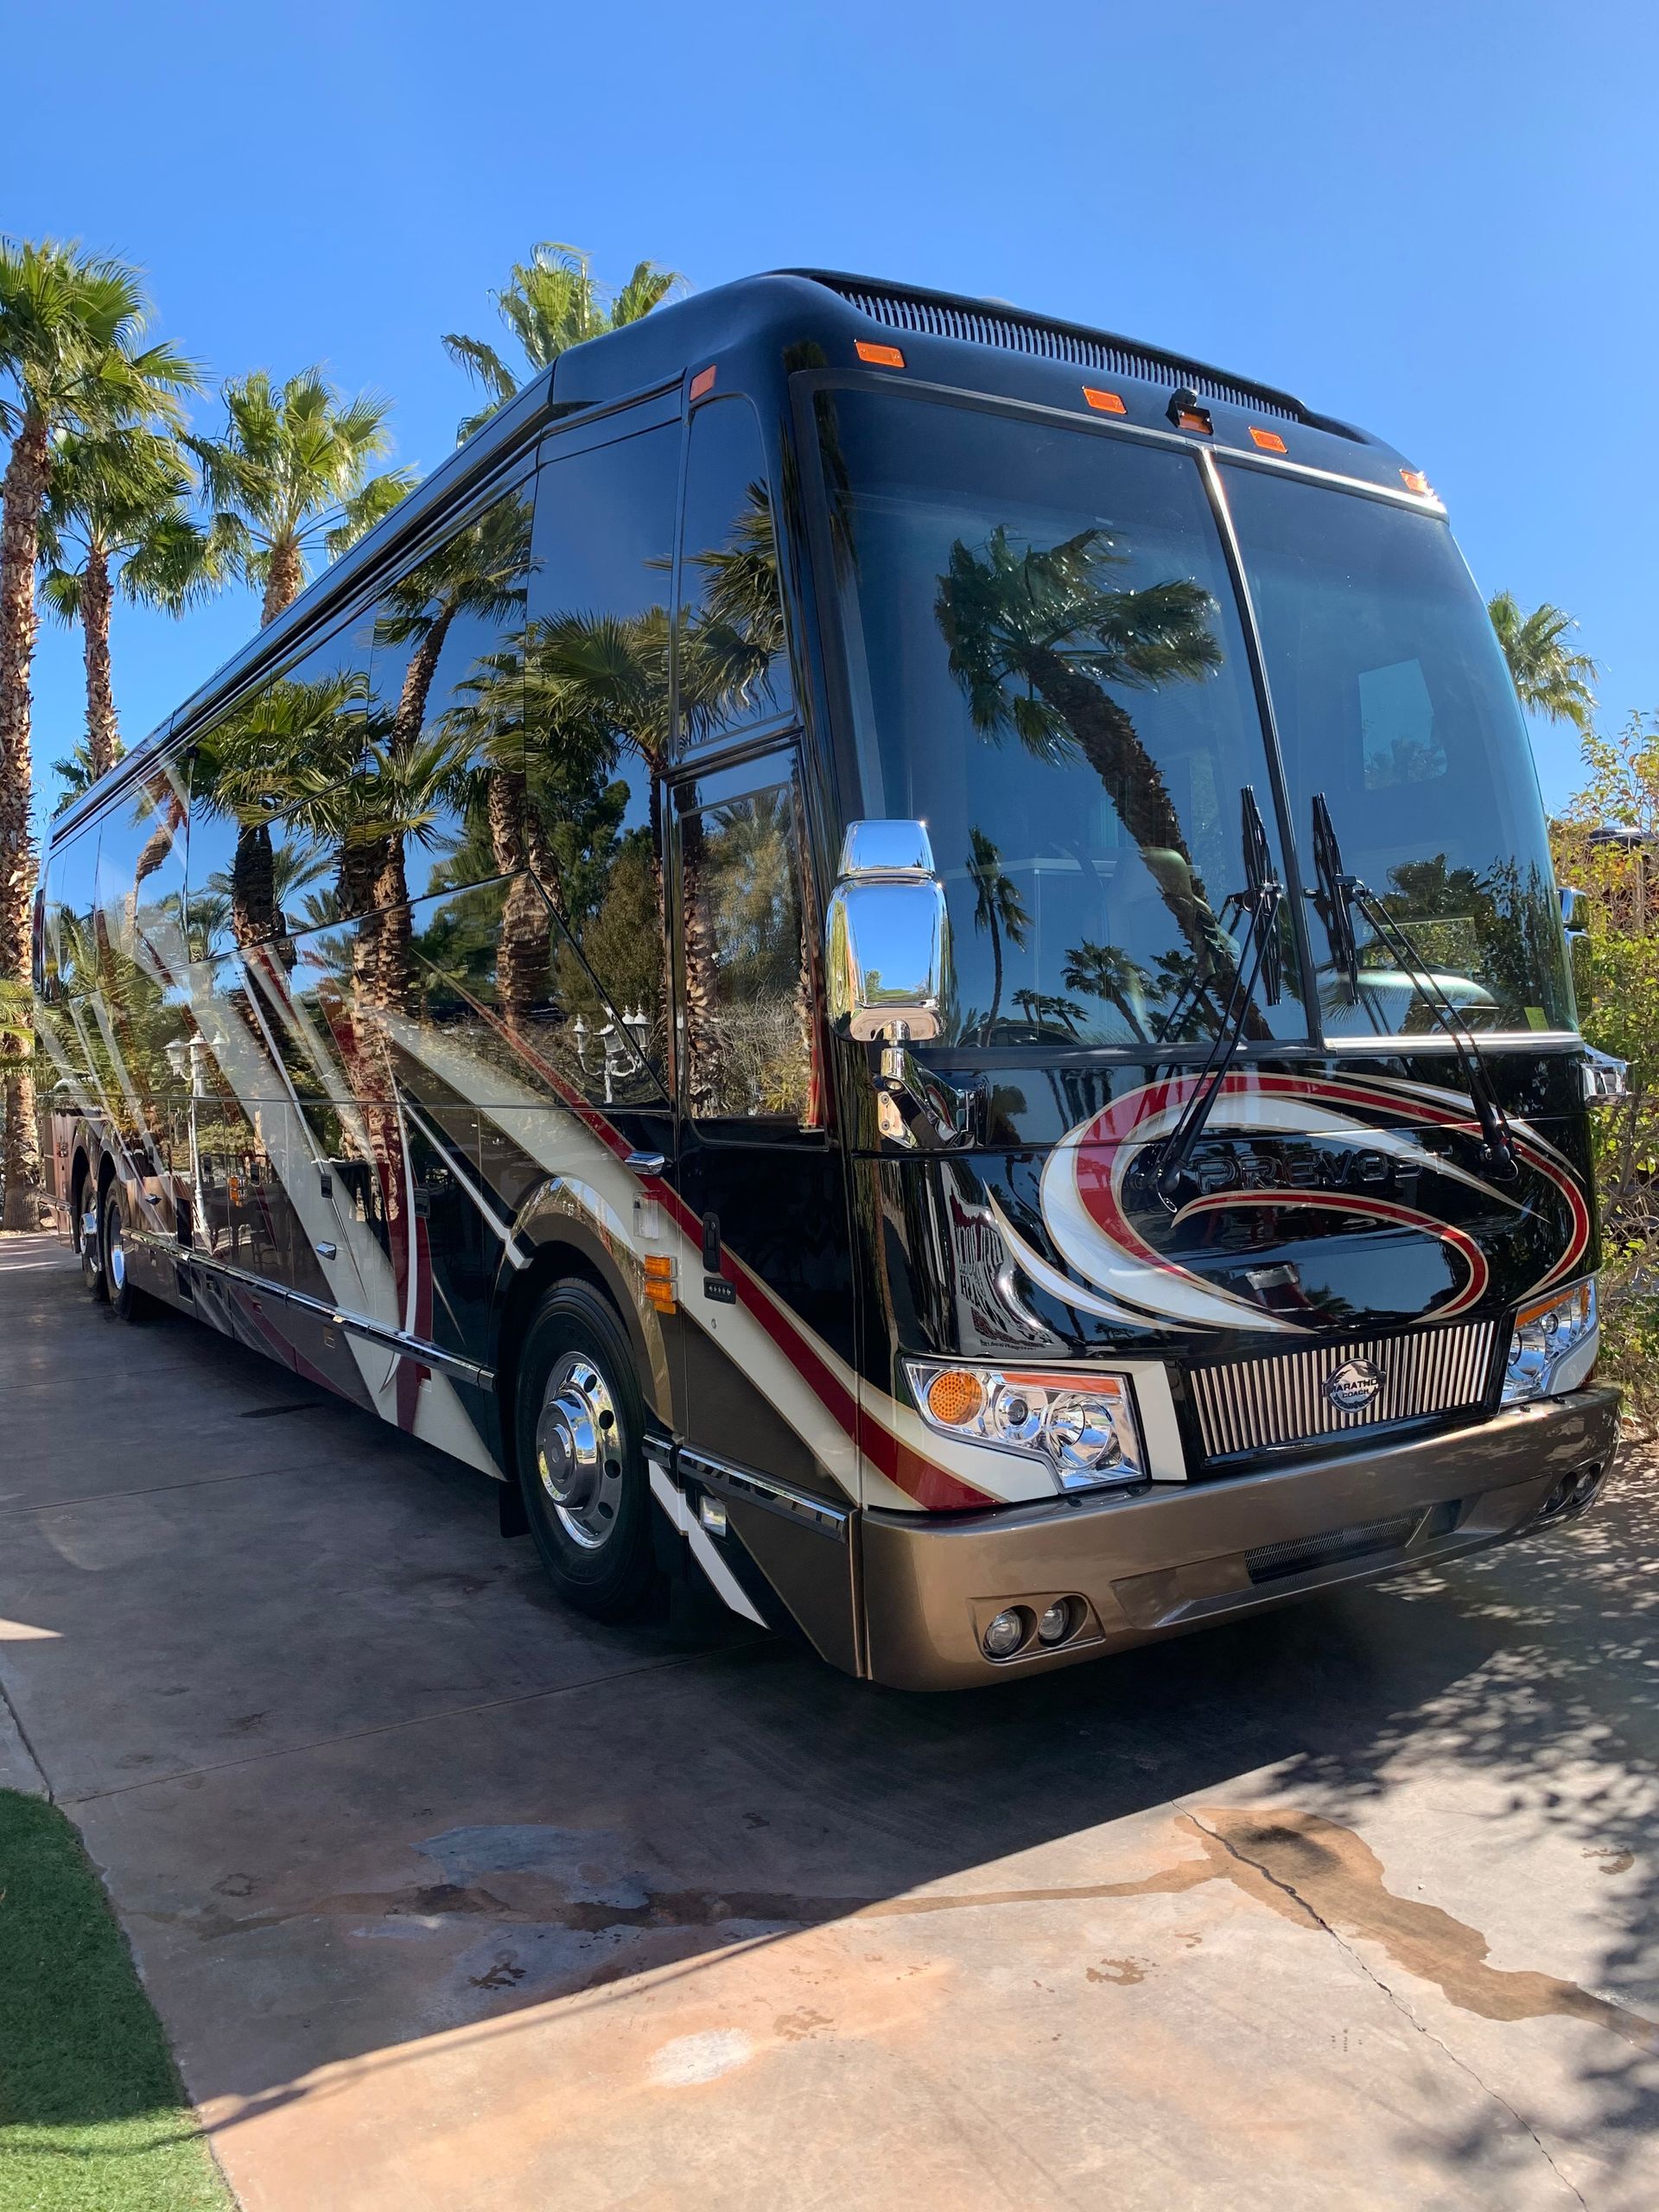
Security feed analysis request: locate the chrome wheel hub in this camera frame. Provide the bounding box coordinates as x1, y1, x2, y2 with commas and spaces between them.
108, 1221, 125, 1292
535, 1354, 624, 1550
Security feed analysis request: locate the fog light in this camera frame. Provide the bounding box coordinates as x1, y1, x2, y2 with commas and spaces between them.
982, 1608, 1027, 1660
1036, 1599, 1072, 1646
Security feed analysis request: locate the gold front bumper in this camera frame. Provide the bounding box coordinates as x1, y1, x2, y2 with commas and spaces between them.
859, 1387, 1622, 1690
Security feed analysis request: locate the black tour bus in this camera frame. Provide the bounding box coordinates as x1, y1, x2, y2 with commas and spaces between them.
34, 270, 1620, 1688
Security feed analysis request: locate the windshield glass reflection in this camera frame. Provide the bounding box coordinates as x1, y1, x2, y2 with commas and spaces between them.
816, 388, 1304, 1050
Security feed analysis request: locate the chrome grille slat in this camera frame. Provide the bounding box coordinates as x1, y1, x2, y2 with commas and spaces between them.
1190, 1322, 1497, 1463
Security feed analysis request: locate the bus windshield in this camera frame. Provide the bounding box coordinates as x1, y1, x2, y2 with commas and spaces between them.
1221, 463, 1573, 1036
815, 386, 1306, 1050
816, 385, 1571, 1049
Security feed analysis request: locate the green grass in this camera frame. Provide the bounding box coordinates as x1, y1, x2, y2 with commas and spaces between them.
0, 1789, 232, 2211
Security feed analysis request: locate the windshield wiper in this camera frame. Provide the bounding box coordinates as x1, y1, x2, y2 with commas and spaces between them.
1154, 789, 1283, 1205
1310, 791, 1516, 1179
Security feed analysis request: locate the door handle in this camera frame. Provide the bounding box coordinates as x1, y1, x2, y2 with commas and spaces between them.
315, 1242, 338, 1260
625, 1151, 666, 1177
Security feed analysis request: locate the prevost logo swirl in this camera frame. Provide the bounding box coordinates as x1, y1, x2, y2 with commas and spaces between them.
982, 1069, 1592, 1337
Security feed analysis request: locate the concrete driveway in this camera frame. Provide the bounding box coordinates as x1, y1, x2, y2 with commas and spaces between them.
2, 1231, 1656, 2210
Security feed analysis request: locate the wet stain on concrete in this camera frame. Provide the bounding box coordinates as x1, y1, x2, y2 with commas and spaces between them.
1583, 1845, 1636, 1875
1196, 1807, 1659, 2055
180, 1808, 1659, 2056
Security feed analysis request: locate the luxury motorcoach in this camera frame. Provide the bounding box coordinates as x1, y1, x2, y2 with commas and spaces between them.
35, 271, 1621, 1687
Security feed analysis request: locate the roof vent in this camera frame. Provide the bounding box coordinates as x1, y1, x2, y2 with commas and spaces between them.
789, 271, 1353, 435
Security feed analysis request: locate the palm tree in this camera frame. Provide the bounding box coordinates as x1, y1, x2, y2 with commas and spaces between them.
935, 524, 1251, 1031
1488, 592, 1599, 732
965, 827, 1030, 1042
0, 237, 199, 1226
1062, 938, 1152, 1041
189, 368, 415, 626
40, 426, 228, 779
442, 243, 683, 442
49, 739, 99, 815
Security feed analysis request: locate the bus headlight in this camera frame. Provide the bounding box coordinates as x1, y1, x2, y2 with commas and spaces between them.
1502, 1280, 1599, 1404
906, 1363, 1146, 1488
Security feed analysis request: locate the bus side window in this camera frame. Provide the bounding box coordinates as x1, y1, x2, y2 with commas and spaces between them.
524, 422, 679, 1094
677, 397, 793, 753
677, 767, 817, 1127
185, 611, 377, 959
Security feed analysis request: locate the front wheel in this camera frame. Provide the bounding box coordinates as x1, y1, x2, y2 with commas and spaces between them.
512, 1282, 658, 1623
103, 1184, 152, 1324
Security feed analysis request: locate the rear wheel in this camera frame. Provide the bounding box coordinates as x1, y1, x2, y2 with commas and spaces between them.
103, 1183, 153, 1324
513, 1282, 658, 1623
78, 1170, 107, 1302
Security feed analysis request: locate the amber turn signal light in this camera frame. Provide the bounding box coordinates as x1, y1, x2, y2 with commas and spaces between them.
1400, 467, 1433, 495
925, 1368, 987, 1426
855, 340, 906, 367
643, 1253, 677, 1314
689, 365, 717, 399
1083, 386, 1127, 414
1249, 426, 1287, 454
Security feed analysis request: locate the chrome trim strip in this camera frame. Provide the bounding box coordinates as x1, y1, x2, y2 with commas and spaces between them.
677, 1445, 850, 1540
143, 1239, 497, 1390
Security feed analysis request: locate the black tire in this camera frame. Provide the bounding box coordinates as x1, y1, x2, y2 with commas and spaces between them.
78, 1172, 108, 1303
513, 1281, 658, 1624
103, 1182, 152, 1324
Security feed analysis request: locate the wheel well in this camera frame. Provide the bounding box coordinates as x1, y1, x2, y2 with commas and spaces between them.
69, 1147, 93, 1246
496, 1242, 617, 1485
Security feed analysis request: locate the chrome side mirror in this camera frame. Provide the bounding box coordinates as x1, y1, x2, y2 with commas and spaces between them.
1582, 1047, 1629, 1106
824, 821, 977, 1147
824, 820, 949, 1042
1560, 885, 1587, 942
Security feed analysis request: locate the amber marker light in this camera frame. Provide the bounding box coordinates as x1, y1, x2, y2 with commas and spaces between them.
925, 1368, 987, 1427
643, 1254, 677, 1315
689, 365, 717, 399
1249, 426, 1288, 453
1083, 386, 1127, 414
1400, 467, 1433, 495
855, 340, 906, 367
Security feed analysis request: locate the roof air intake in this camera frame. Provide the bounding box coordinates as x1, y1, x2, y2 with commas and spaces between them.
788, 271, 1353, 435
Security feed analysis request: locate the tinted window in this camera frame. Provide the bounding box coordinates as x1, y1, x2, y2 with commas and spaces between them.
817, 390, 1300, 1050
185, 611, 377, 960
523, 423, 679, 1085
680, 770, 814, 1122
1224, 467, 1572, 1034
43, 826, 99, 1001
677, 397, 792, 750
364, 479, 536, 914
92, 761, 192, 1116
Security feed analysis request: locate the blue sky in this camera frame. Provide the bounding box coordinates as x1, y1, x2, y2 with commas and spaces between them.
6, 0, 1655, 817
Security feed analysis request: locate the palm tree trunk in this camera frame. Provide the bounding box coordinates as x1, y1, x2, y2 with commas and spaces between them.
679, 804, 724, 1114
0, 411, 52, 1228
1027, 650, 1268, 1041
372, 842, 414, 1012
230, 823, 277, 948
261, 536, 305, 626
986, 916, 1003, 1040
486, 766, 555, 1029
3, 1067, 43, 1230
81, 538, 120, 779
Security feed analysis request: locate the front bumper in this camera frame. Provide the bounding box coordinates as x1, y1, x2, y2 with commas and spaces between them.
859, 1386, 1622, 1689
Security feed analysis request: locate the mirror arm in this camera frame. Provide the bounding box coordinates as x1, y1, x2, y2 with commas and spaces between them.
873, 1023, 982, 1149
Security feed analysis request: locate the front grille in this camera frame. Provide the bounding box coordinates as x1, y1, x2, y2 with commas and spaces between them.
1189, 1320, 1498, 1464
801, 271, 1318, 426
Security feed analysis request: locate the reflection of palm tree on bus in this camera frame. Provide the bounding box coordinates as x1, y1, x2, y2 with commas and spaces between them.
966, 827, 1030, 1044
935, 526, 1240, 1018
